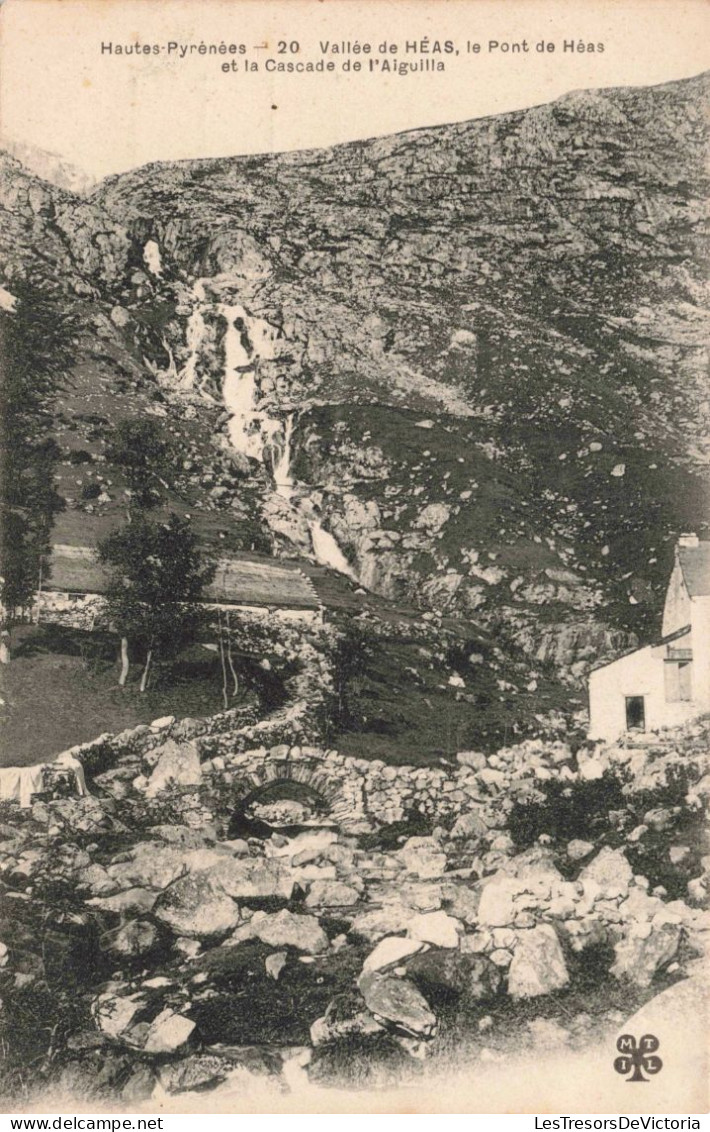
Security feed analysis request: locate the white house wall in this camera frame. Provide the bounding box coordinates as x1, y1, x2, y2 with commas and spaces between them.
690, 595, 710, 715
588, 638, 701, 743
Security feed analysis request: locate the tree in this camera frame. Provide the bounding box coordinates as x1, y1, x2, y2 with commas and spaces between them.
105, 419, 171, 514
98, 513, 215, 689
0, 279, 74, 627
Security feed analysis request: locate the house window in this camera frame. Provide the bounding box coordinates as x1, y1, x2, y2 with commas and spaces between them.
664, 660, 692, 702
625, 696, 646, 731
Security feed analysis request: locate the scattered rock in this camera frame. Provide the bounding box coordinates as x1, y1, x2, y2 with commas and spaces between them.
359, 971, 437, 1037
363, 936, 427, 975
235, 909, 329, 954
398, 836, 447, 879
578, 847, 633, 896
477, 876, 524, 927
106, 920, 158, 958
145, 740, 202, 798
143, 1009, 196, 1055
567, 839, 595, 861
407, 910, 463, 949
265, 951, 288, 981
305, 880, 361, 908
611, 921, 682, 986
507, 925, 569, 998
153, 874, 241, 938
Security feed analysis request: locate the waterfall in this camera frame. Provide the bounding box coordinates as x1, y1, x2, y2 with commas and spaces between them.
271, 413, 295, 497
180, 307, 207, 388
182, 279, 360, 583
309, 521, 358, 580
143, 239, 163, 277
220, 304, 269, 461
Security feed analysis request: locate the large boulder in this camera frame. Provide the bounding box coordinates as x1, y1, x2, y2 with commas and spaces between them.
267, 829, 338, 866
142, 1009, 196, 1055
507, 924, 569, 998
106, 843, 188, 891
398, 837, 447, 879
407, 910, 463, 949
362, 936, 427, 975
92, 989, 146, 1042
305, 880, 361, 908
158, 1055, 229, 1095
145, 740, 202, 798
358, 971, 436, 1037
209, 857, 295, 901
443, 883, 480, 925
87, 888, 158, 915
153, 873, 241, 938
106, 920, 159, 958
234, 909, 329, 955
578, 847, 633, 896
351, 902, 414, 942
449, 811, 489, 840
406, 949, 502, 1002
611, 920, 682, 986
477, 876, 524, 927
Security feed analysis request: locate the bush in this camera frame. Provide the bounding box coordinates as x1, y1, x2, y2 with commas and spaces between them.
80, 483, 101, 500
508, 771, 629, 850
68, 449, 93, 465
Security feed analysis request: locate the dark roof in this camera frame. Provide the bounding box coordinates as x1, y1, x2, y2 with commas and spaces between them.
45, 545, 321, 611
589, 624, 690, 674
679, 542, 710, 597
205, 557, 320, 610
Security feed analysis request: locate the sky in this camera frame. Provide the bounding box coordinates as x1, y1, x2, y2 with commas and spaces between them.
0, 0, 708, 182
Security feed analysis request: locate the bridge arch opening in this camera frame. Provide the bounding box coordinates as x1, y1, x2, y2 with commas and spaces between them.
227, 777, 335, 839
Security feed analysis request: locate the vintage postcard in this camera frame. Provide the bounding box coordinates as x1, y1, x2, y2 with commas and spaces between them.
0, 0, 708, 1116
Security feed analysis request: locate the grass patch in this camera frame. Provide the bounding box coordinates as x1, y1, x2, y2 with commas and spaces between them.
0, 626, 251, 766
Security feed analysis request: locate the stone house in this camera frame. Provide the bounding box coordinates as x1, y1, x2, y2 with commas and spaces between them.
588, 535, 710, 742
36, 543, 323, 626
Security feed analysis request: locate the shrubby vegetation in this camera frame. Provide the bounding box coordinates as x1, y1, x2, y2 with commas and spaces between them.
0, 279, 76, 620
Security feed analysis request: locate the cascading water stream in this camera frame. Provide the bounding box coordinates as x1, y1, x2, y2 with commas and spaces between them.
179, 288, 360, 583
308, 521, 359, 580
271, 412, 295, 498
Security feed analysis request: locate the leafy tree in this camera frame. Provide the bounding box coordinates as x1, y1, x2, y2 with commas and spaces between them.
0, 279, 74, 628
105, 418, 171, 513
330, 621, 377, 732
98, 513, 214, 689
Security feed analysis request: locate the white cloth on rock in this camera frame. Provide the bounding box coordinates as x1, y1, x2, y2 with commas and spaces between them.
0, 753, 88, 808
0, 765, 46, 807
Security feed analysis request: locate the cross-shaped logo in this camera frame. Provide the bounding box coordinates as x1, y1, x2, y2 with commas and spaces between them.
614, 1034, 663, 1082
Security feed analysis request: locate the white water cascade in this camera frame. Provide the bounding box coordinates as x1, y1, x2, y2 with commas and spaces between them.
220, 302, 278, 461
143, 239, 163, 278
308, 520, 359, 580
180, 281, 360, 582
271, 412, 295, 498
180, 307, 207, 388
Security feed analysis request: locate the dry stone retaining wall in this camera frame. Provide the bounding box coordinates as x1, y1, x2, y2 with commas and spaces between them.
50, 702, 492, 833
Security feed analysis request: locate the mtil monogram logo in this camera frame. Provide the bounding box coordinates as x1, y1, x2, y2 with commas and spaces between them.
614, 1034, 663, 1082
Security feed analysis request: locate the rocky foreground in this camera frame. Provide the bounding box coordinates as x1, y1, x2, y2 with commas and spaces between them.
0, 713, 708, 1104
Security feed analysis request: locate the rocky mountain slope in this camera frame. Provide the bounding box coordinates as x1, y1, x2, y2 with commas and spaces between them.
1, 72, 709, 683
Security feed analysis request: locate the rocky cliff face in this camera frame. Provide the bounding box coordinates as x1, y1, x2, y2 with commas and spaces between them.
2, 72, 709, 675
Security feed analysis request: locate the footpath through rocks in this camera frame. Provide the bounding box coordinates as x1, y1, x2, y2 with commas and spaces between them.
0, 715, 708, 1103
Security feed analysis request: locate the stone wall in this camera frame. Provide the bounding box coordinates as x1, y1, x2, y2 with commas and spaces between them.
47, 697, 490, 833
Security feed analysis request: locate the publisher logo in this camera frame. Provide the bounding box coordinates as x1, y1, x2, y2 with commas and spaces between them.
614, 1034, 662, 1082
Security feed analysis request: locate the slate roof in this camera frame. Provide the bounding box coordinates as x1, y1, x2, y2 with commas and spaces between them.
678, 542, 710, 597
589, 624, 691, 673
46, 545, 321, 611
